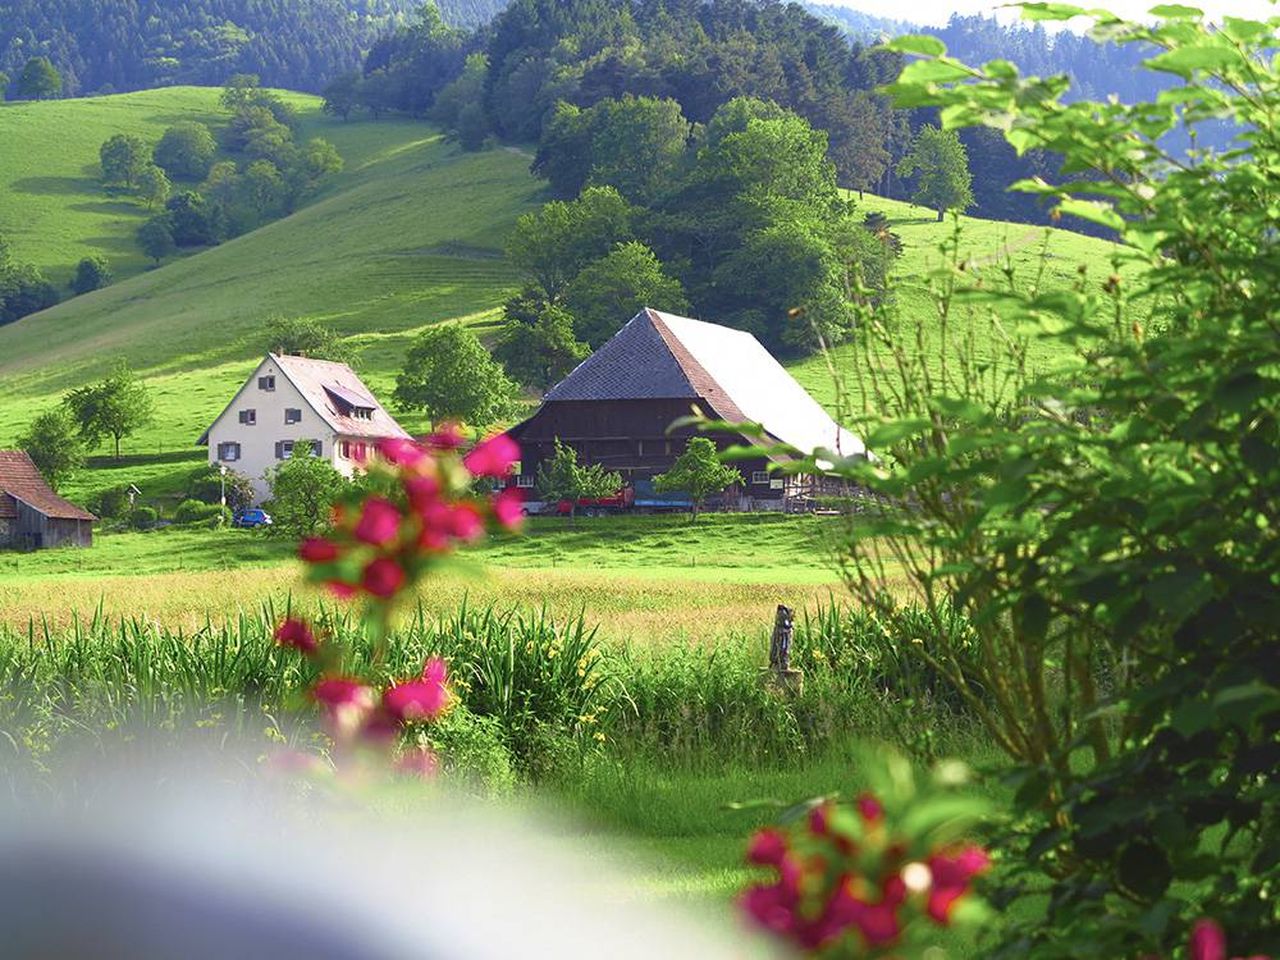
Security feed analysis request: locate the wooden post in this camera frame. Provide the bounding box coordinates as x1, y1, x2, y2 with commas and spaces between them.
763, 603, 803, 695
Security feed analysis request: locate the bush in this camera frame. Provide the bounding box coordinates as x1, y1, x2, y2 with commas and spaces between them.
128, 505, 157, 529
87, 486, 131, 520
186, 465, 254, 512
173, 498, 223, 524
69, 256, 112, 295
420, 704, 516, 796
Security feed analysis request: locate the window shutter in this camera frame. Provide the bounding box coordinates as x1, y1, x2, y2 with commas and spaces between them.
275, 441, 283, 460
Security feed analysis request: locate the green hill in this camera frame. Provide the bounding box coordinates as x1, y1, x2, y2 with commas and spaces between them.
0, 88, 1124, 505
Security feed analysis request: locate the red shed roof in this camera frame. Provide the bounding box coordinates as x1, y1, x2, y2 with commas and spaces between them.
0, 451, 97, 521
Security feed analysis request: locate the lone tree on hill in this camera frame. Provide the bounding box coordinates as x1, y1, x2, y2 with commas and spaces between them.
136, 163, 171, 209
653, 437, 743, 520
17, 407, 84, 490
536, 438, 622, 522
62, 361, 154, 460
322, 72, 362, 121
17, 57, 61, 99
896, 124, 975, 222
394, 325, 517, 428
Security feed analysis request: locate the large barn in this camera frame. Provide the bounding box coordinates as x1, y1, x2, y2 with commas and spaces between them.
0, 450, 97, 550
508, 308, 864, 509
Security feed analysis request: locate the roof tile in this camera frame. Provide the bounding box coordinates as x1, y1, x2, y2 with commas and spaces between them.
0, 451, 97, 521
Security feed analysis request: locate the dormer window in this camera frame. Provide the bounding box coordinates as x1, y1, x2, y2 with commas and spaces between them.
351, 405, 374, 420
258, 375, 276, 391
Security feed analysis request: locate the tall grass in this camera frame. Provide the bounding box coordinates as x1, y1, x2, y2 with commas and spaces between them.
0, 598, 986, 787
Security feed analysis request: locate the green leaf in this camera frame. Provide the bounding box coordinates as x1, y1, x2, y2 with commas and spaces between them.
1018, 2, 1087, 21
1148, 4, 1204, 18
1147, 45, 1240, 78
899, 59, 972, 84
867, 419, 932, 447
883, 34, 947, 57
1056, 197, 1124, 230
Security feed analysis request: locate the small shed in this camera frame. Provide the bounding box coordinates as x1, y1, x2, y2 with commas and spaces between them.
0, 451, 97, 550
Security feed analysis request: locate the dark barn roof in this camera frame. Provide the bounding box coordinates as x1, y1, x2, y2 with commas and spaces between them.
537, 309, 864, 459
0, 450, 97, 521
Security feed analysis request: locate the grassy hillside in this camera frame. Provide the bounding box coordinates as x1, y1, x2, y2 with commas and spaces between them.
0, 88, 543, 466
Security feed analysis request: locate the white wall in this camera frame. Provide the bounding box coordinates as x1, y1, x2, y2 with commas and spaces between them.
205, 358, 344, 504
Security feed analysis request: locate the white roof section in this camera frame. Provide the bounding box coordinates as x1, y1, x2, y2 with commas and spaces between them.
653, 311, 865, 460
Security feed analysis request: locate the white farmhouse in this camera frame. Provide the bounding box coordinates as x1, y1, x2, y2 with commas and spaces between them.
199, 353, 412, 503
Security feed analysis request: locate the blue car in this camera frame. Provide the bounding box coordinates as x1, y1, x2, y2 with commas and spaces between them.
232, 508, 273, 529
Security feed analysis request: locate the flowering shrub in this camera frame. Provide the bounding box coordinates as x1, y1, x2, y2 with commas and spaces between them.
741, 757, 991, 957
271, 428, 522, 771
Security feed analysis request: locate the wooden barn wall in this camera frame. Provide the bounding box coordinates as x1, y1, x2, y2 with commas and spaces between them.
512, 399, 787, 498
13, 501, 92, 549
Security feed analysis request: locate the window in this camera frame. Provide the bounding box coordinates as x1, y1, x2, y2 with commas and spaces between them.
340, 440, 351, 459
351, 406, 373, 420
311, 440, 322, 457
217, 441, 241, 462
751, 471, 770, 485
238, 409, 256, 425
284, 408, 302, 424
258, 375, 276, 391
516, 474, 535, 489
275, 440, 294, 460
770, 478, 785, 491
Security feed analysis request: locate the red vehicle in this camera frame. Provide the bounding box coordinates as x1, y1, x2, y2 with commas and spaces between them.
556, 486, 635, 516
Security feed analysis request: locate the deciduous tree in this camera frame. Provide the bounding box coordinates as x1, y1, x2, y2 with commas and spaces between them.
562, 241, 688, 348
535, 438, 621, 522
494, 297, 588, 389
137, 217, 176, 265
266, 443, 347, 537
136, 163, 171, 209
153, 121, 216, 181
263, 315, 355, 365
17, 407, 84, 490
394, 325, 516, 427
17, 57, 60, 99
654, 437, 742, 520
506, 186, 634, 298
62, 361, 154, 459
896, 124, 975, 221
100, 134, 148, 188
70, 256, 112, 295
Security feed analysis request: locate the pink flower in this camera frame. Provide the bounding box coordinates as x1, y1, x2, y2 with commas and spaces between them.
417, 525, 450, 552
926, 844, 990, 925
493, 486, 524, 530
354, 496, 401, 546
464, 433, 519, 478
395, 746, 440, 779
742, 883, 798, 937
326, 579, 358, 600
383, 657, 451, 721
378, 437, 427, 467
418, 501, 481, 544
1190, 920, 1227, 960
274, 617, 318, 656
361, 557, 406, 599
857, 792, 884, 824
312, 677, 377, 741
425, 422, 465, 450
299, 536, 339, 563
403, 472, 441, 511
809, 803, 830, 837
747, 828, 788, 866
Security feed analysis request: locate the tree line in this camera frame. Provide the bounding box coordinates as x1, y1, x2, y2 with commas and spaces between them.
0, 0, 505, 99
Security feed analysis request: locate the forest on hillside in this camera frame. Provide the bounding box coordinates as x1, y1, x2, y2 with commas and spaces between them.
0, 0, 506, 95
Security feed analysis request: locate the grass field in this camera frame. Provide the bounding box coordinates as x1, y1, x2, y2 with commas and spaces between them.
0, 514, 857, 641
